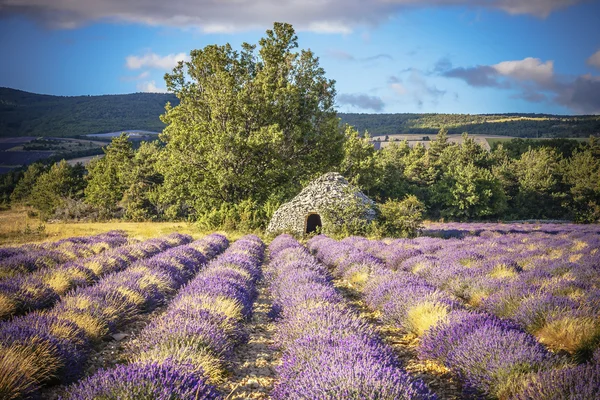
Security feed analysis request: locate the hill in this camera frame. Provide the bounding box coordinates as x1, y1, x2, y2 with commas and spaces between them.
0, 88, 598, 138
341, 113, 600, 138
0, 88, 177, 137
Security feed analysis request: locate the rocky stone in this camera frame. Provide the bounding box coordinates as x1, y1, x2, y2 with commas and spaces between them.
266, 172, 376, 236
111, 333, 129, 341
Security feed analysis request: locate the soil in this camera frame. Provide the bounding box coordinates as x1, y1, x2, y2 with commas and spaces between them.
220, 280, 280, 399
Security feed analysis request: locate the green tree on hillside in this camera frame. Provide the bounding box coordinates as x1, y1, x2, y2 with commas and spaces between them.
29, 160, 86, 219
513, 147, 567, 219
121, 141, 163, 220
433, 136, 506, 219
373, 140, 411, 201
10, 163, 49, 204
340, 125, 378, 195
85, 133, 135, 218
562, 144, 600, 222
157, 23, 343, 219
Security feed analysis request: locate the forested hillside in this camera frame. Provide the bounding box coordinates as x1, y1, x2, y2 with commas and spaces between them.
1, 87, 599, 138
341, 113, 600, 138
0, 88, 176, 137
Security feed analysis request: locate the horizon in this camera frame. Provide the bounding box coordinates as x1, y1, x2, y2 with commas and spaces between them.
1, 1, 599, 115
2, 86, 598, 118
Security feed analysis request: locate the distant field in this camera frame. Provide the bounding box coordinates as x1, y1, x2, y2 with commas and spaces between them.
0, 207, 249, 245
374, 134, 504, 151
65, 154, 104, 166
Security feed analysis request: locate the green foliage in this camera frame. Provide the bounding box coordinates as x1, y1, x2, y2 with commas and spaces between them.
430, 135, 506, 220
157, 22, 343, 221
340, 125, 378, 194
1, 86, 598, 139
0, 88, 173, 137
85, 133, 135, 218
339, 113, 600, 138
84, 134, 163, 220
0, 169, 23, 205
121, 141, 163, 221
436, 162, 507, 220
490, 137, 587, 159
562, 146, 600, 222
9, 163, 48, 204
196, 198, 279, 232
320, 186, 376, 237
29, 160, 86, 220
377, 195, 425, 238
513, 147, 567, 219
372, 140, 411, 201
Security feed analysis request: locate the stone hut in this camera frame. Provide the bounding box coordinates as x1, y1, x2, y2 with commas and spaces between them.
266, 172, 376, 236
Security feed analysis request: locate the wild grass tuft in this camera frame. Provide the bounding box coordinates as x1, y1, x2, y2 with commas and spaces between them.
0, 341, 60, 399
0, 295, 17, 320
177, 294, 244, 321
130, 345, 225, 383
406, 301, 450, 336
536, 316, 600, 355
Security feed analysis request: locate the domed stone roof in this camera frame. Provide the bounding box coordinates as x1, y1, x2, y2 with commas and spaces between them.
266, 172, 376, 236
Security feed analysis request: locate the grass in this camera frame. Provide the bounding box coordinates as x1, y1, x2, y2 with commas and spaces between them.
0, 207, 251, 246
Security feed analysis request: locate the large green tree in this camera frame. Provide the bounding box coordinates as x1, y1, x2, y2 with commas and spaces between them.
10, 163, 49, 204
29, 160, 86, 219
562, 139, 600, 222
85, 133, 135, 218
157, 22, 344, 219
513, 147, 567, 219
340, 125, 378, 195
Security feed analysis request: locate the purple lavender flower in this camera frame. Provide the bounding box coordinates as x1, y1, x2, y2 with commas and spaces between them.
511, 362, 600, 400
62, 360, 221, 400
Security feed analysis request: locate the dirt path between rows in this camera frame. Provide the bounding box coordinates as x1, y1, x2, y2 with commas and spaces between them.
333, 278, 467, 400
221, 280, 280, 400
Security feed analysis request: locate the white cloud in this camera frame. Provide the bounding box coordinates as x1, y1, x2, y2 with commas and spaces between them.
126, 52, 189, 70
137, 80, 167, 93
391, 82, 408, 95
0, 0, 583, 33
587, 50, 600, 70
493, 57, 554, 83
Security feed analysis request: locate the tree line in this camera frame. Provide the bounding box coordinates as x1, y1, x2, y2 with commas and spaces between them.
3, 127, 598, 226
2, 91, 599, 139
1, 23, 598, 228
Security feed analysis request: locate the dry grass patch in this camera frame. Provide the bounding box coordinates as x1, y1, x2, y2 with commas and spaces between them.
0, 207, 250, 246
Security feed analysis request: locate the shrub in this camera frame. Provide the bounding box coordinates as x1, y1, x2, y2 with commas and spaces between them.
377, 195, 425, 238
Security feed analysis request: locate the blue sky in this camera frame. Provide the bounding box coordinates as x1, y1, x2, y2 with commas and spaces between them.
0, 0, 599, 114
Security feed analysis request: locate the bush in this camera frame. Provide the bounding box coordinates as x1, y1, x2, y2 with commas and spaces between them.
377, 195, 425, 238
320, 187, 377, 238
196, 199, 280, 232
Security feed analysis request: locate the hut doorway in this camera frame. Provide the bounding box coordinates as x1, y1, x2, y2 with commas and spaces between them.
305, 213, 322, 234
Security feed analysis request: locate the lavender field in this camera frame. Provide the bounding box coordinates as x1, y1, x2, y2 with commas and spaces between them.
1, 224, 599, 399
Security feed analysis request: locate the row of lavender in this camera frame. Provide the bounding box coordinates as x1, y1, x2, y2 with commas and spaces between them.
0, 231, 129, 280
405, 223, 600, 358
308, 234, 599, 399
423, 221, 600, 238
267, 234, 435, 399
0, 233, 229, 400
0, 233, 189, 320
347, 230, 600, 357
63, 234, 264, 399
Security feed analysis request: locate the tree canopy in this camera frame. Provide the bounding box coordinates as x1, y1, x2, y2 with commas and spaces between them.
157, 22, 344, 219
